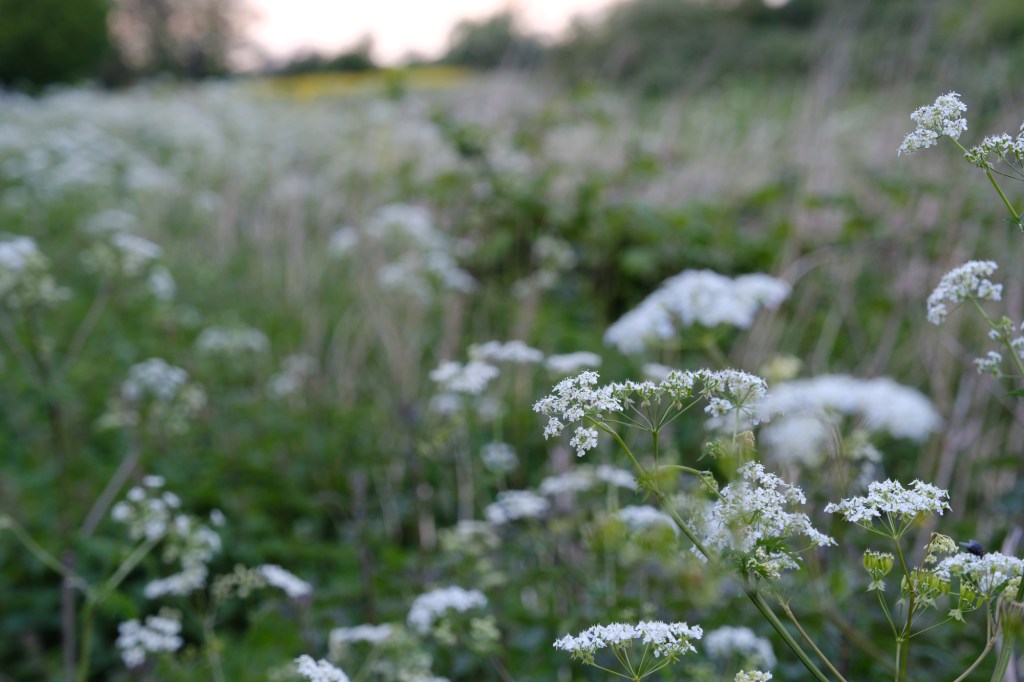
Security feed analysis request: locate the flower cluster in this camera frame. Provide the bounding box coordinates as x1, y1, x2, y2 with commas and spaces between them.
101, 358, 206, 434
330, 624, 395, 646
257, 564, 312, 598
926, 260, 1002, 326
295, 655, 350, 682
480, 441, 518, 473
698, 462, 835, 578
469, 340, 544, 364
545, 351, 602, 374
934, 551, 1024, 599
81, 230, 163, 278
484, 490, 550, 524
553, 620, 703, 661
194, 325, 270, 356
734, 672, 773, 682
758, 374, 941, 442
429, 360, 500, 396
898, 92, 968, 155
965, 128, 1024, 169
616, 506, 679, 536
538, 464, 636, 496
703, 626, 776, 670
604, 269, 790, 354
0, 236, 69, 308
534, 369, 768, 456
115, 610, 183, 668
824, 479, 950, 528
406, 586, 488, 635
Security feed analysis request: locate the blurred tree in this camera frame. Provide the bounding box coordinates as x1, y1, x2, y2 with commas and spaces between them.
442, 10, 543, 70
278, 36, 378, 75
0, 0, 111, 88
108, 0, 250, 78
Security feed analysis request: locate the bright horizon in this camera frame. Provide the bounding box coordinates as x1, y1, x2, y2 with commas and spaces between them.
247, 0, 619, 65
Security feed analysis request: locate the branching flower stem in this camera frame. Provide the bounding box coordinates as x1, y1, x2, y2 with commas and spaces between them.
590, 420, 835, 682
952, 139, 1022, 225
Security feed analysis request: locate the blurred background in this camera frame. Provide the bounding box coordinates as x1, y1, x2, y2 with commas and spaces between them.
4, 1, 1024, 681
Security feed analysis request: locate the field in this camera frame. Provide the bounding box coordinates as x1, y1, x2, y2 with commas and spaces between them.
2, 70, 1024, 681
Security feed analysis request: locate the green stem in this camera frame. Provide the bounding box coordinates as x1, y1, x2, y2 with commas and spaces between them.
780, 601, 849, 682
893, 541, 915, 682
952, 138, 1021, 223
75, 599, 96, 682
952, 637, 995, 682
0, 516, 88, 591
747, 589, 832, 682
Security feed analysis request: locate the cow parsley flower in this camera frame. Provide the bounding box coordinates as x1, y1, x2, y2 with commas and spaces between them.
975, 350, 1003, 377
0, 236, 69, 308
899, 92, 968, 156
258, 564, 312, 598
545, 351, 602, 374
480, 441, 518, 473
116, 610, 183, 668
469, 340, 544, 364
704, 626, 776, 670
604, 270, 790, 354
698, 462, 835, 578
407, 586, 488, 634
927, 260, 1002, 325
553, 620, 703, 661
934, 552, 1024, 599
429, 360, 500, 395
735, 672, 773, 682
295, 655, 350, 682
824, 479, 949, 531
484, 490, 550, 524
330, 624, 395, 646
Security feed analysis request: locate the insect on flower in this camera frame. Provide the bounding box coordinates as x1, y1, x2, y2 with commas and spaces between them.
959, 540, 986, 557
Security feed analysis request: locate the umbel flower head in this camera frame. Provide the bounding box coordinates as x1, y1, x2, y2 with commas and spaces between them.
825, 479, 949, 531
926, 260, 1002, 325
899, 91, 968, 155
295, 655, 349, 682
553, 620, 703, 663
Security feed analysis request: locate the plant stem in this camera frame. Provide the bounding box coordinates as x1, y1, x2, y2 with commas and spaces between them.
780, 601, 849, 682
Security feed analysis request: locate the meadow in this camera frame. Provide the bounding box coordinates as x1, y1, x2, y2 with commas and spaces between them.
1, 69, 1024, 681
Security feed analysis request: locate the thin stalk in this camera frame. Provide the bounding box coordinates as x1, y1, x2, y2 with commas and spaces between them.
952, 637, 995, 682
780, 601, 849, 682
951, 139, 1022, 223
747, 589, 832, 682
0, 516, 88, 590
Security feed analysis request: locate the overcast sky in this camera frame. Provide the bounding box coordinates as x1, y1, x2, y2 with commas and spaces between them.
247, 0, 617, 64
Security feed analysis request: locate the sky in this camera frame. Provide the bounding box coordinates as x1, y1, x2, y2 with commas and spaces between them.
247, 0, 618, 65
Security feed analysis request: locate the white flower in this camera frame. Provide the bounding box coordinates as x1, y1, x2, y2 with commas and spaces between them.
484, 490, 550, 524
470, 340, 544, 364
616, 505, 678, 535
569, 426, 599, 457
144, 566, 209, 599
705, 626, 776, 670
698, 462, 834, 577
295, 655, 350, 682
0, 236, 68, 308
975, 350, 1003, 377
899, 92, 968, 155
734, 672, 773, 682
480, 441, 518, 473
330, 624, 395, 646
934, 551, 1024, 599
927, 260, 1001, 325
407, 586, 487, 634
604, 270, 790, 354
258, 564, 312, 598
553, 620, 702, 660
825, 479, 950, 526
116, 610, 183, 668
429, 360, 499, 395
758, 374, 941, 442
545, 351, 602, 374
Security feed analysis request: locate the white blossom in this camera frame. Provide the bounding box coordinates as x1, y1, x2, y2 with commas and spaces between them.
704, 626, 776, 670
116, 611, 183, 668
429, 360, 499, 395
258, 564, 312, 598
545, 351, 602, 374
927, 260, 1001, 325
295, 655, 350, 682
470, 340, 544, 364
480, 441, 518, 473
407, 586, 487, 634
604, 270, 790, 354
899, 92, 968, 155
484, 490, 550, 524
825, 479, 950, 526
734, 672, 773, 682
934, 551, 1024, 598
330, 624, 395, 646
553, 620, 702, 660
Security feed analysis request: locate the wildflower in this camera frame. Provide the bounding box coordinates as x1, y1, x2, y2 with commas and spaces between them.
484, 490, 550, 524
974, 351, 1003, 377
864, 550, 895, 590
553, 620, 703, 660
469, 340, 544, 364
429, 360, 499, 395
758, 374, 941, 442
927, 260, 1001, 325
407, 586, 488, 634
825, 479, 949, 528
734, 672, 773, 682
295, 655, 350, 682
698, 462, 835, 577
898, 92, 968, 155
0, 236, 69, 308
704, 626, 776, 670
480, 441, 518, 473
533, 370, 622, 443
258, 564, 312, 598
934, 551, 1024, 599
604, 270, 790, 354
116, 610, 183, 668
616, 506, 679, 536
545, 351, 602, 374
